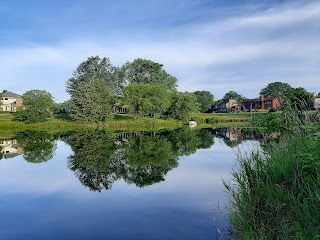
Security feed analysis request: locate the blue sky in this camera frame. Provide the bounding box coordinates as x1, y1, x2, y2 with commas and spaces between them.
0, 0, 319, 102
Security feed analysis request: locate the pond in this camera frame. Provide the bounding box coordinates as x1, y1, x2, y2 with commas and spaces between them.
0, 128, 263, 240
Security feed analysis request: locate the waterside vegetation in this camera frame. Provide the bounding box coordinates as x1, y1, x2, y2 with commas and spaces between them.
224, 105, 320, 239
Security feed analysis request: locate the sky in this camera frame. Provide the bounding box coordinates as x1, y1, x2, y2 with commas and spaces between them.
0, 0, 319, 102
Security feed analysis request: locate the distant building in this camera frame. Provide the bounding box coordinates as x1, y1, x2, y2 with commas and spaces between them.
0, 91, 23, 112
212, 99, 239, 112
0, 138, 24, 159
242, 95, 280, 111
314, 92, 320, 110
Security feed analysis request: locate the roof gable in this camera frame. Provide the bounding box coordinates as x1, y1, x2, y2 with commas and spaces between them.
1, 91, 21, 98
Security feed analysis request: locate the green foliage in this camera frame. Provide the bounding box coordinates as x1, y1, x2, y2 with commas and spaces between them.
222, 91, 244, 103
66, 55, 124, 97
291, 87, 314, 111
70, 79, 114, 122
124, 82, 171, 120
193, 91, 214, 112
124, 83, 153, 120
260, 82, 293, 103
225, 108, 320, 239
67, 129, 181, 191
14, 89, 55, 124
165, 91, 200, 120
16, 130, 57, 163
54, 99, 70, 114
122, 58, 178, 91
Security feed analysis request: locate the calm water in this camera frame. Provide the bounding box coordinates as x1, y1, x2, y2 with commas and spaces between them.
0, 128, 262, 240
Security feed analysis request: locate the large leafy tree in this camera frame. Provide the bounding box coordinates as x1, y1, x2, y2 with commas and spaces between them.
193, 91, 214, 112
66, 56, 124, 97
124, 82, 171, 119
70, 79, 114, 122
165, 91, 200, 120
260, 82, 293, 103
14, 90, 55, 123
124, 83, 153, 120
222, 91, 244, 103
291, 87, 314, 110
122, 58, 178, 91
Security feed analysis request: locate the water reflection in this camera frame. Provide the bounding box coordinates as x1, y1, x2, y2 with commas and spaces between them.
0, 138, 24, 159
1, 127, 275, 192
15, 130, 57, 163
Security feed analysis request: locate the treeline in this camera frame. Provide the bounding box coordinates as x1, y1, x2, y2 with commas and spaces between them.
213, 82, 314, 111
12, 56, 218, 123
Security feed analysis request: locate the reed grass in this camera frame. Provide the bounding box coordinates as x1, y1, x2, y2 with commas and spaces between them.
224, 107, 320, 239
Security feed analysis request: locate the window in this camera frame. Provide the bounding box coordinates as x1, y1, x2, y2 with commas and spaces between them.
264, 100, 272, 105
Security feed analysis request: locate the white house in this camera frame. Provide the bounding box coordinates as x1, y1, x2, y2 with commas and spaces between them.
313, 92, 320, 110
0, 138, 24, 159
0, 91, 23, 112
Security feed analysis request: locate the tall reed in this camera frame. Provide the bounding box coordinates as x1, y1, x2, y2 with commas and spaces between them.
224, 104, 320, 239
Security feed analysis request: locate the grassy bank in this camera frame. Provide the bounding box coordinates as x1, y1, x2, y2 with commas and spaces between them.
0, 112, 251, 132
224, 110, 320, 239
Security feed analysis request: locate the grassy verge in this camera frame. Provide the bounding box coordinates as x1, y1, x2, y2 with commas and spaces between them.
224, 110, 320, 239
0, 112, 252, 131
0, 114, 183, 132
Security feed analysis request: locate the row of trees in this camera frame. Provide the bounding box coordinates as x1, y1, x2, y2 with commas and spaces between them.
14, 56, 215, 123
4, 128, 215, 191
214, 82, 314, 111
66, 56, 204, 121
11, 56, 314, 124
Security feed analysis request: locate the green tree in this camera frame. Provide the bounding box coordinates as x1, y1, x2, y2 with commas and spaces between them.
193, 91, 214, 112
16, 131, 57, 163
124, 82, 153, 120
165, 91, 200, 120
260, 82, 293, 103
222, 91, 244, 103
14, 90, 55, 123
124, 82, 171, 119
66, 56, 124, 97
291, 87, 314, 111
70, 79, 114, 122
148, 83, 171, 117
122, 58, 178, 91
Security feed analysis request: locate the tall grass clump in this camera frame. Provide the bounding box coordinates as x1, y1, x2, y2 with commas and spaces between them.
224, 103, 320, 239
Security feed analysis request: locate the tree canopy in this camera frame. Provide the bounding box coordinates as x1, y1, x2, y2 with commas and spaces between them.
193, 91, 214, 112
69, 79, 114, 122
291, 87, 314, 111
260, 82, 293, 102
14, 90, 55, 123
165, 91, 200, 120
66, 56, 124, 97
222, 91, 244, 103
122, 58, 178, 91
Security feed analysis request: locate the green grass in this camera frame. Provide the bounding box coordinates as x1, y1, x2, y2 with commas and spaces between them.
224, 110, 320, 239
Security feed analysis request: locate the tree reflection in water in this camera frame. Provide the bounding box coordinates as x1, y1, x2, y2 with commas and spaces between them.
16, 130, 57, 163
65, 127, 215, 191
7, 127, 275, 192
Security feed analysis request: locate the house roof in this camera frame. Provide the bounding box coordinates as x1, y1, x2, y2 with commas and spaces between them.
1, 91, 21, 98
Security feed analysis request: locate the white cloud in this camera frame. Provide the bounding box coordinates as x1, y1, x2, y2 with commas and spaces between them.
0, 1, 319, 101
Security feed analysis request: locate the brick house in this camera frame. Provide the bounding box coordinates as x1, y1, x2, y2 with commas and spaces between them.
0, 91, 23, 112
242, 95, 281, 111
